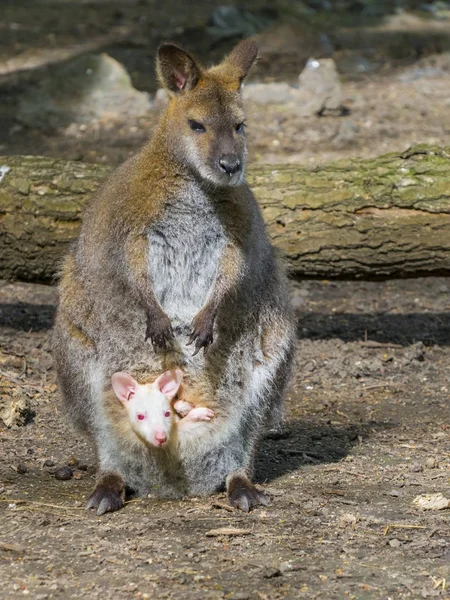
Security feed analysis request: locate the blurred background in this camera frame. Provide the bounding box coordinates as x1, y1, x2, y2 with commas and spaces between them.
0, 0, 449, 167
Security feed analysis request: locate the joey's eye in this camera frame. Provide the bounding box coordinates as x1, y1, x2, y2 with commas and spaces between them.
164, 411, 171, 418
189, 119, 206, 133
137, 413, 145, 421
236, 122, 246, 134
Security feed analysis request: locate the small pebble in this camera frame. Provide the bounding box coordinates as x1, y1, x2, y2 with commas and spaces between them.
54, 466, 73, 481
16, 463, 28, 475
389, 538, 401, 548
410, 463, 423, 473
425, 457, 438, 469
67, 455, 79, 467
78, 463, 89, 471
231, 593, 250, 600
43, 459, 55, 468
280, 561, 293, 573
263, 566, 281, 579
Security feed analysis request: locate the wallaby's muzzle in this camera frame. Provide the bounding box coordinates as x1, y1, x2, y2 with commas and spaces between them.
219, 154, 241, 176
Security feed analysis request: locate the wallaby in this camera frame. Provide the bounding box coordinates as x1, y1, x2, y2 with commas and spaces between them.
111, 369, 215, 448
53, 38, 296, 515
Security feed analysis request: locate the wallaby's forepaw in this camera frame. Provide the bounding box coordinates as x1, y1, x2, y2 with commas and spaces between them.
184, 406, 215, 422
86, 473, 125, 516
145, 312, 174, 351
187, 308, 215, 356
227, 476, 271, 513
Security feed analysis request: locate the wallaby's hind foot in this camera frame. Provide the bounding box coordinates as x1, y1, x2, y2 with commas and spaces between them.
86, 472, 125, 516
226, 473, 271, 513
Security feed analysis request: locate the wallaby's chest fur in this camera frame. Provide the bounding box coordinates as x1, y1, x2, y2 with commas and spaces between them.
147, 183, 226, 325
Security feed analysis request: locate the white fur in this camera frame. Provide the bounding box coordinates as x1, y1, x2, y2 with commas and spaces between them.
111, 371, 183, 448
147, 183, 226, 326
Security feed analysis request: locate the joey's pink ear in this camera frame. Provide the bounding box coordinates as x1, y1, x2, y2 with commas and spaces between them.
153, 369, 183, 400
111, 372, 139, 404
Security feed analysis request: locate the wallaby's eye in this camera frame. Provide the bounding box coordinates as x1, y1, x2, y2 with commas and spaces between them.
164, 411, 171, 418
236, 122, 246, 134
137, 413, 145, 421
189, 119, 206, 133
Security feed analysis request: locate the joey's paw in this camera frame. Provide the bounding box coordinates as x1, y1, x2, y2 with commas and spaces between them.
227, 477, 271, 513
145, 313, 174, 351
187, 309, 216, 356
184, 407, 215, 422
86, 475, 125, 516
173, 400, 194, 418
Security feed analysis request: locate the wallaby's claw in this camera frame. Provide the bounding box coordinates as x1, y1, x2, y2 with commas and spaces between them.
188, 309, 215, 355
145, 313, 174, 351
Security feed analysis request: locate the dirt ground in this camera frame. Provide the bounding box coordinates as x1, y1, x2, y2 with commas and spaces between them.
1, 278, 450, 599
1, 1, 450, 598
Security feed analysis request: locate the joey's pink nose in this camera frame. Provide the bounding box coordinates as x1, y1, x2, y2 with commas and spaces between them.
155, 432, 167, 445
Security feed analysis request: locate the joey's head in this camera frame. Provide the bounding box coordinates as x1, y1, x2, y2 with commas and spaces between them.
156, 39, 258, 187
111, 369, 183, 448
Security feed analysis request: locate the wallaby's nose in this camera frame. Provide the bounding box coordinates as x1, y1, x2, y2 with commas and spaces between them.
219, 155, 241, 175
155, 432, 167, 446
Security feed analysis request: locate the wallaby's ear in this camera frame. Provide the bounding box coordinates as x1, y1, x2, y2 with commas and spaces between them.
154, 369, 183, 400
112, 372, 139, 404
157, 43, 201, 94
224, 39, 258, 83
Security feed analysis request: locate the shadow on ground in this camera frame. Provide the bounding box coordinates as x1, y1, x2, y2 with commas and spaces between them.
2, 301, 450, 347
255, 417, 397, 484
297, 311, 450, 346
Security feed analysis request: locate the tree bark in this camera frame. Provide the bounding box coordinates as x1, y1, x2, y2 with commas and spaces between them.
1, 145, 450, 283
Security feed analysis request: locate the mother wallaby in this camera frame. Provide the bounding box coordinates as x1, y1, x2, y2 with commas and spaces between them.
53, 39, 296, 515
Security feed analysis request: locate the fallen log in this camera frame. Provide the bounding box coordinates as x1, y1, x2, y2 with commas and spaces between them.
1, 145, 450, 283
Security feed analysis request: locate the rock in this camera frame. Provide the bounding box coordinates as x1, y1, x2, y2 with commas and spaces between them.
67, 455, 79, 467
389, 538, 402, 548
18, 53, 151, 129
0, 393, 33, 428
413, 493, 450, 510
263, 566, 282, 578
295, 58, 343, 116
54, 466, 74, 481
16, 463, 28, 475
243, 82, 297, 105
403, 342, 426, 364
425, 456, 438, 469
279, 561, 294, 573
410, 463, 424, 473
